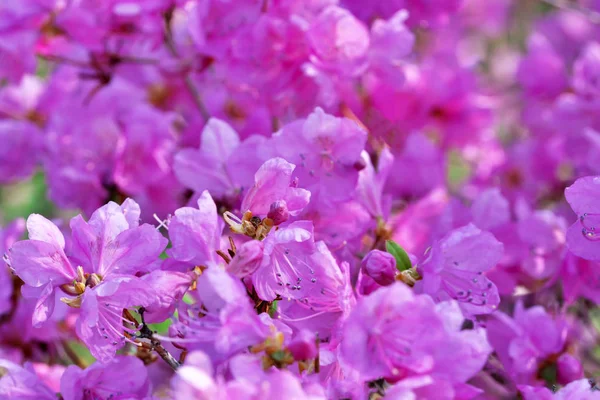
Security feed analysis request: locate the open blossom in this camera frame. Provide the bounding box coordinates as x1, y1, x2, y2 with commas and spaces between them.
240, 157, 311, 221
565, 175, 600, 260
174, 118, 267, 200
340, 283, 491, 385
0, 360, 57, 400
60, 356, 151, 400
168, 190, 223, 268
173, 351, 326, 399
417, 224, 503, 315
356, 147, 394, 220
487, 302, 568, 384
169, 267, 270, 361
6, 199, 169, 360
3, 0, 600, 396
271, 107, 367, 205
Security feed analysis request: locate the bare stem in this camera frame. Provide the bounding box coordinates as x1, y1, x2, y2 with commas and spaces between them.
137, 307, 181, 371
61, 340, 87, 369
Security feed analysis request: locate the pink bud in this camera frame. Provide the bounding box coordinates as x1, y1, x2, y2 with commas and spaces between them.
353, 158, 367, 171
267, 200, 289, 225
557, 353, 583, 385
287, 330, 317, 361
361, 250, 396, 286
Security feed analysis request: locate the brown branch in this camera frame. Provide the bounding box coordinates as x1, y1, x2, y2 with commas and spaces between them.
137, 307, 180, 371
61, 340, 87, 369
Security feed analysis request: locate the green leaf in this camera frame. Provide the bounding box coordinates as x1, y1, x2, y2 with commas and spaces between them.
269, 300, 278, 318
385, 240, 412, 272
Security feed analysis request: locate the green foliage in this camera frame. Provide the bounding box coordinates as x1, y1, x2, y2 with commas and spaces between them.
385, 240, 412, 272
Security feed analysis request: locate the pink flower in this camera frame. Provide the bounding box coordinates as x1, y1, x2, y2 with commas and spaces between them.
565, 175, 600, 261
340, 283, 491, 383
417, 224, 503, 315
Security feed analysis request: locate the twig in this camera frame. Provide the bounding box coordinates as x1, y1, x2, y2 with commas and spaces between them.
137, 307, 181, 371
61, 340, 87, 369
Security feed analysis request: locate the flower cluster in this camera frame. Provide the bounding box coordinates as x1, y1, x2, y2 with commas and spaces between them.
2, 0, 600, 399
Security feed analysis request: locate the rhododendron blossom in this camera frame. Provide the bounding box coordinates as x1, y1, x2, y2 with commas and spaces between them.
1, 0, 600, 399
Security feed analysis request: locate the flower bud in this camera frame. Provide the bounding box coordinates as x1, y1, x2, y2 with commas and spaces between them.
267, 200, 289, 226
353, 158, 367, 171
557, 353, 583, 385
287, 330, 317, 361
361, 250, 396, 286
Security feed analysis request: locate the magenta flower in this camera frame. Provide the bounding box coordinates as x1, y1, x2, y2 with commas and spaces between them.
168, 190, 223, 268
487, 302, 567, 383
169, 268, 269, 360
417, 224, 503, 315
6, 214, 76, 326
271, 107, 367, 205
0, 360, 57, 400
69, 199, 167, 278
0, 120, 41, 184
573, 41, 600, 102
307, 6, 370, 76
561, 253, 600, 304
60, 356, 151, 400
340, 283, 491, 383
565, 176, 600, 261
240, 157, 311, 221
174, 118, 266, 200
7, 199, 170, 360
356, 147, 394, 219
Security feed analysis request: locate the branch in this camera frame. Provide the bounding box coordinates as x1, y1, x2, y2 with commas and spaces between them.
60, 340, 87, 369
137, 307, 181, 371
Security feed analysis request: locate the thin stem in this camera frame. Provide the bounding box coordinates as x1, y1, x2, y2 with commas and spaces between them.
61, 340, 87, 369
138, 307, 181, 371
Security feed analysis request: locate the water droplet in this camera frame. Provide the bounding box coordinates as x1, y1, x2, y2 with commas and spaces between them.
472, 278, 478, 283
321, 288, 326, 294
276, 273, 282, 277
311, 278, 316, 283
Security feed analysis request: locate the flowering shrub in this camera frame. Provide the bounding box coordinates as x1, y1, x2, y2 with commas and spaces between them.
2, 0, 600, 399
